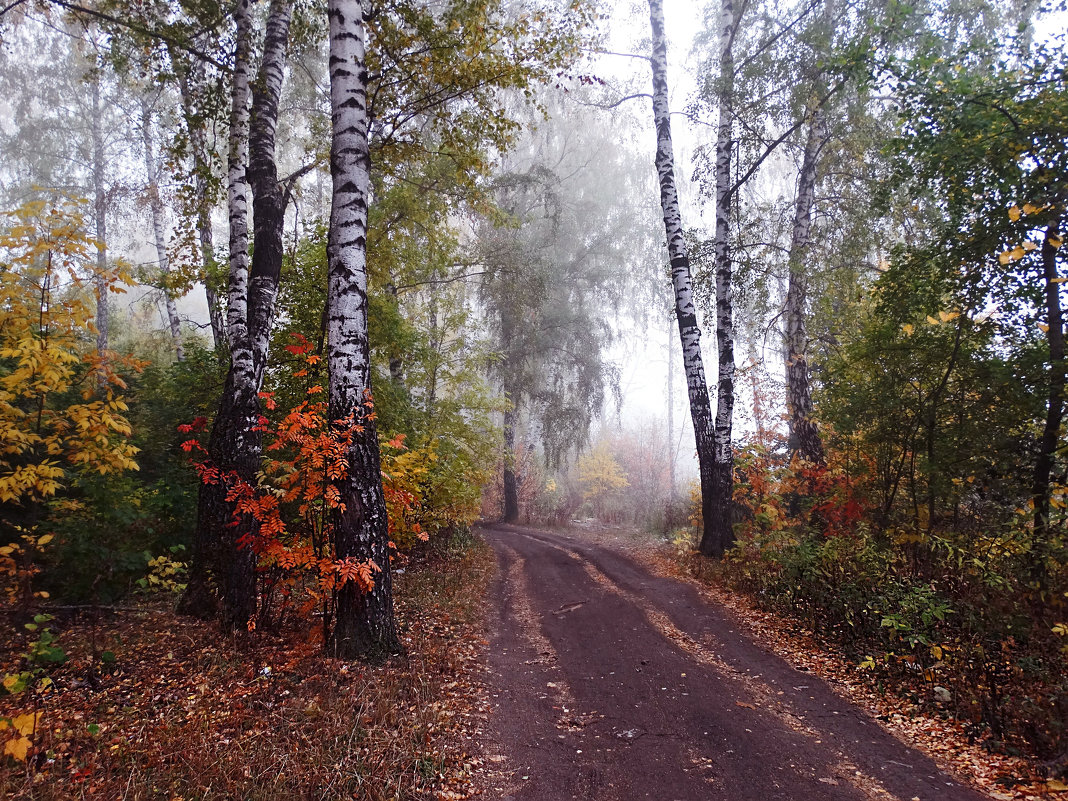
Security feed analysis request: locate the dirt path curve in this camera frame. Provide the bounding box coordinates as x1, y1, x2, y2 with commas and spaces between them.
480, 523, 991, 801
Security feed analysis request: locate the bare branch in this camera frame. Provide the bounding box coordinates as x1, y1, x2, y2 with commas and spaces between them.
573, 92, 651, 110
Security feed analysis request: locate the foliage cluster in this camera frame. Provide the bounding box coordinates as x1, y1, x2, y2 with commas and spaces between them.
0, 202, 221, 610
178, 336, 489, 641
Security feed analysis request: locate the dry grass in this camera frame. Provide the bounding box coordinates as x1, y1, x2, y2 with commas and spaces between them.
0, 538, 494, 800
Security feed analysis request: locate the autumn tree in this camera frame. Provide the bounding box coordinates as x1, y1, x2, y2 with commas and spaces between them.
576, 441, 629, 523
479, 92, 654, 523
0, 198, 138, 549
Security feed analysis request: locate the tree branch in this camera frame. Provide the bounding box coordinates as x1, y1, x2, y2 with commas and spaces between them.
0, 0, 30, 17
728, 78, 844, 200
573, 92, 651, 110
45, 0, 227, 70
394, 270, 493, 292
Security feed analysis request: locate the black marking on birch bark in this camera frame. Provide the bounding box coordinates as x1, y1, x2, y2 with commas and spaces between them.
326, 0, 399, 659
648, 0, 722, 557
183, 0, 295, 629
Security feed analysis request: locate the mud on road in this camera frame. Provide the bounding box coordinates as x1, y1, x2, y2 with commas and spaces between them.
480, 524, 991, 801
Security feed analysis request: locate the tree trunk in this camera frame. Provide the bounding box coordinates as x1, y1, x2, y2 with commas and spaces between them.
502, 405, 520, 522
666, 315, 676, 505
179, 0, 255, 622
140, 95, 185, 361
784, 114, 826, 464
325, 0, 399, 661
181, 0, 293, 628
175, 65, 227, 353
647, 0, 719, 554
1031, 219, 1065, 575
89, 72, 108, 361
709, 0, 741, 557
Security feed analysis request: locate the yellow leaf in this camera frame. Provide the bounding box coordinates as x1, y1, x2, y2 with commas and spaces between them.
901, 323, 915, 336
1024, 240, 1038, 251
1052, 235, 1064, 249
12, 713, 37, 736
1039, 323, 1050, 333
998, 251, 1011, 265
1048, 779, 1068, 793
938, 311, 960, 323
3, 735, 30, 761
1008, 205, 1021, 221
1023, 202, 1040, 215
926, 315, 940, 325
36, 534, 53, 546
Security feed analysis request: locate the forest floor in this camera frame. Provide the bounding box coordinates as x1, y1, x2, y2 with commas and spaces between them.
0, 541, 494, 800
477, 523, 1053, 801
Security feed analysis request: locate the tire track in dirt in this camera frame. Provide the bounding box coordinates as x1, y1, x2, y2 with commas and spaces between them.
481, 524, 992, 801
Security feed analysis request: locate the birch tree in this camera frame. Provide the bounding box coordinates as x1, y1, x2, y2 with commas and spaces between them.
325, 0, 399, 660
480, 94, 648, 524
707, 0, 743, 557
180, 0, 294, 627
140, 93, 185, 361
647, 0, 722, 556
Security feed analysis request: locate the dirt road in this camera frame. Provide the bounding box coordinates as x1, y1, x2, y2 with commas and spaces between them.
481, 524, 990, 801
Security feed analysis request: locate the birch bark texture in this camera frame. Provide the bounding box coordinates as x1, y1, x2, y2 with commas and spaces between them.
708, 0, 740, 558
647, 0, 721, 556
140, 95, 185, 361
180, 0, 255, 622
326, 0, 399, 660
784, 113, 826, 464
181, 0, 294, 627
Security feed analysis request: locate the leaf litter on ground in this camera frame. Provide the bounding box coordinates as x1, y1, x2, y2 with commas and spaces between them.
0, 540, 494, 800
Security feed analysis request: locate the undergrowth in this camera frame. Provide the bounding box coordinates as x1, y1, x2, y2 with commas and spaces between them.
680, 440, 1068, 772
0, 535, 492, 799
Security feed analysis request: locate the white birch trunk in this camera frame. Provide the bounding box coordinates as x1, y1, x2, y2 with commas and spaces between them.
140, 95, 185, 361
226, 0, 254, 385
176, 65, 226, 352
247, 0, 293, 377
647, 0, 719, 554
707, 0, 741, 557
666, 315, 676, 503
326, 0, 398, 660
182, 0, 295, 627
180, 0, 257, 622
